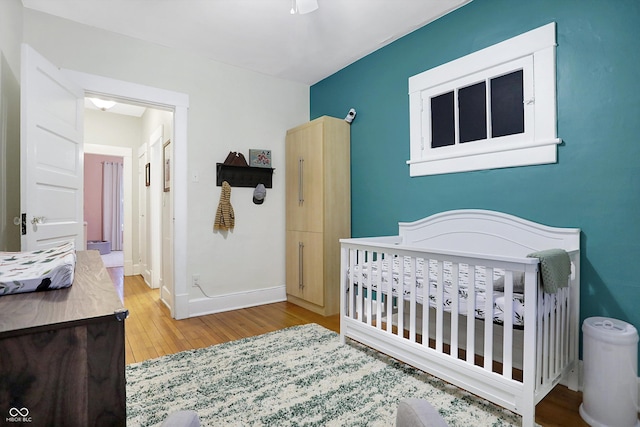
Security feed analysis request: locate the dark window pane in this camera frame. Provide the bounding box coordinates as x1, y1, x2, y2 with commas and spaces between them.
491, 70, 524, 138
431, 91, 455, 148
458, 81, 487, 143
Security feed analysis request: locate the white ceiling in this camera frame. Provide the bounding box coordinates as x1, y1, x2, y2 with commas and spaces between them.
21, 0, 471, 86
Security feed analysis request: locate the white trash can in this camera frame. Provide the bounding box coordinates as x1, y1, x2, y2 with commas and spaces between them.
579, 317, 640, 427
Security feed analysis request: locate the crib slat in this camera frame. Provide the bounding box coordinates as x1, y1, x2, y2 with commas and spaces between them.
409, 256, 417, 342
552, 293, 557, 379
466, 265, 476, 364
397, 255, 404, 338
554, 289, 565, 377
374, 254, 383, 329
450, 262, 460, 357
564, 287, 570, 368
364, 252, 382, 325
502, 270, 514, 380
535, 273, 544, 388
356, 250, 364, 322
558, 292, 564, 374
386, 253, 394, 333
348, 249, 355, 319
551, 294, 557, 377
421, 258, 429, 348
542, 294, 549, 383
561, 288, 569, 367
483, 267, 494, 370
435, 260, 444, 352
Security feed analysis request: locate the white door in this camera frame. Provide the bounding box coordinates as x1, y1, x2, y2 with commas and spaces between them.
137, 145, 150, 283
20, 44, 84, 251
161, 138, 174, 315
149, 127, 163, 290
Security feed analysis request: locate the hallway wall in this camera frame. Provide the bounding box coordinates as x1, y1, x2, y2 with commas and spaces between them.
84, 153, 123, 242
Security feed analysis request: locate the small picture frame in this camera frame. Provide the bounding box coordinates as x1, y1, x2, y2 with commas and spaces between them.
163, 140, 171, 192
145, 163, 151, 187
249, 149, 272, 168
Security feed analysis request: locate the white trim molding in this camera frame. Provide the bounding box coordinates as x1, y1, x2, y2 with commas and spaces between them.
189, 286, 287, 318
408, 22, 560, 176
65, 69, 190, 319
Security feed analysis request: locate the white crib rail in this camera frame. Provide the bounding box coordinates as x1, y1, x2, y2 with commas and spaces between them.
339, 238, 578, 427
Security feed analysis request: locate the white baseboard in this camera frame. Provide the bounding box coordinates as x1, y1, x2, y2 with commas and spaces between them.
189, 285, 287, 318
124, 259, 134, 276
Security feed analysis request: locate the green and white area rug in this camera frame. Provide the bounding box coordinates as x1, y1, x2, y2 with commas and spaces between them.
126, 324, 521, 426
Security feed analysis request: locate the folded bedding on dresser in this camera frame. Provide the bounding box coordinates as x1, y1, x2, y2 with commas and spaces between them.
349, 257, 529, 326
0, 242, 76, 296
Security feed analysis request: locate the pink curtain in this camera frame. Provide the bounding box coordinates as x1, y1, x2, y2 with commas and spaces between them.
103, 161, 124, 251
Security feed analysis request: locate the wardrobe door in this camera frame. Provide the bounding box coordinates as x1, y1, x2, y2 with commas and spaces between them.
285, 122, 324, 233
285, 230, 324, 306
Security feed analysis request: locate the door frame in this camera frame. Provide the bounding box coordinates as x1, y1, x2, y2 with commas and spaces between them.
0, 68, 6, 250
66, 69, 189, 319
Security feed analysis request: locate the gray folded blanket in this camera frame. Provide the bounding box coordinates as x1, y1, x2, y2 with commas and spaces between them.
527, 249, 571, 294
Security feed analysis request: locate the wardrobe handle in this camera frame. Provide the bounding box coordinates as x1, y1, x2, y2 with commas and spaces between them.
298, 157, 304, 204
298, 241, 304, 289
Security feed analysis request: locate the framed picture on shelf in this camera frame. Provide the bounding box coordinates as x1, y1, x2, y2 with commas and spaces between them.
163, 140, 171, 192
249, 149, 272, 168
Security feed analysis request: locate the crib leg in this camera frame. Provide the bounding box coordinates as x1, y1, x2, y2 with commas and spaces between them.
521, 404, 535, 427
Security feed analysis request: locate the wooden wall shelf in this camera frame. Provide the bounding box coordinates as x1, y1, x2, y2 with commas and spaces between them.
216, 163, 274, 188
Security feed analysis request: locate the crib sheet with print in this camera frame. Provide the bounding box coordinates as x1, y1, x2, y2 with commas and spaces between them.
349, 256, 530, 327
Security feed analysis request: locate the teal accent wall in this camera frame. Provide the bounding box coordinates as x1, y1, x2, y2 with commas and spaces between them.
311, 0, 640, 359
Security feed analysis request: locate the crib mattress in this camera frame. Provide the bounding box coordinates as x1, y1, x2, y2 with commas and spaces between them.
349, 257, 528, 326
0, 242, 76, 296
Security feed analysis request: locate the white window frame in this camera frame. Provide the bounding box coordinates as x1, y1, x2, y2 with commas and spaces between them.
408, 22, 560, 176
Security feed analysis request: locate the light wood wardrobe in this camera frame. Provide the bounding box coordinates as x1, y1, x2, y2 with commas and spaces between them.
285, 116, 350, 316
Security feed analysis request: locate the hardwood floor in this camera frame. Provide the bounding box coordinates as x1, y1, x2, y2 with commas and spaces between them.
115, 271, 339, 364
111, 269, 587, 426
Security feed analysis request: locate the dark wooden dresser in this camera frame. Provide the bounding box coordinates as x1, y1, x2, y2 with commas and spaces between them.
0, 250, 128, 426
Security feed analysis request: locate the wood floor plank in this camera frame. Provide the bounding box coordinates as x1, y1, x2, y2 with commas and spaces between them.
112, 270, 588, 426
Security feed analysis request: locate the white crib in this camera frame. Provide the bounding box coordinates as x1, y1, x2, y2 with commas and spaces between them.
339, 210, 580, 427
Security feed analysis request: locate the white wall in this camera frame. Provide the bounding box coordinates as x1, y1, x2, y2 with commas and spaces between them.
0, 0, 22, 77
85, 109, 143, 149
21, 8, 310, 315
0, 0, 23, 251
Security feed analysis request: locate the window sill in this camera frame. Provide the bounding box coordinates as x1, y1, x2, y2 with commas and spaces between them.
407, 138, 561, 176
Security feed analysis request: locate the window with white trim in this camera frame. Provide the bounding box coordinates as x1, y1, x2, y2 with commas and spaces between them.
408, 23, 560, 176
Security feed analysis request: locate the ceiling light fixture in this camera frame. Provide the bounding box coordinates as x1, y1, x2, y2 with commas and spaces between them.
89, 97, 117, 111
290, 0, 318, 15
